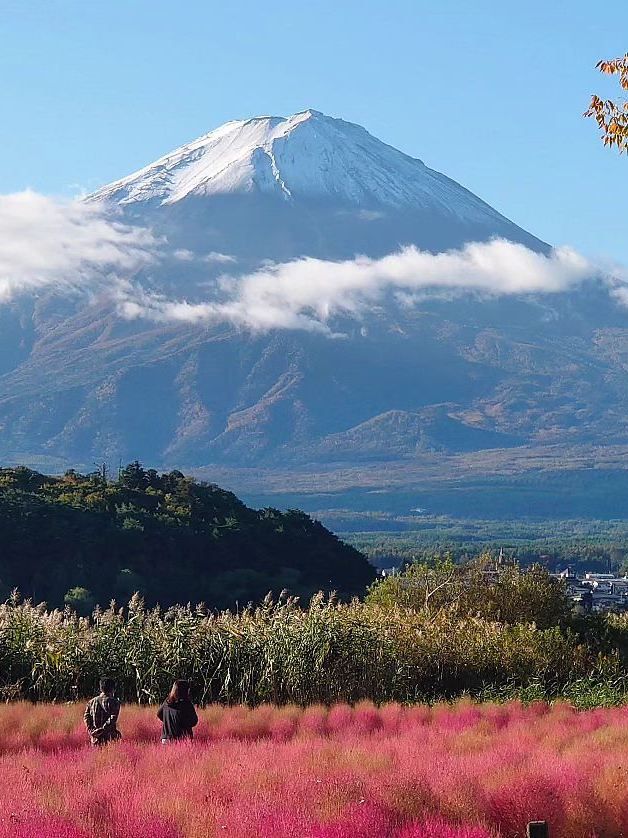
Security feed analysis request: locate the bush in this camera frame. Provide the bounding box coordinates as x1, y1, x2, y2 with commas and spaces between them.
366, 557, 571, 628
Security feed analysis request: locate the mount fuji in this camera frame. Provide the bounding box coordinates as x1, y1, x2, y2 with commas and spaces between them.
88, 109, 543, 262
1, 110, 627, 517
92, 110, 518, 222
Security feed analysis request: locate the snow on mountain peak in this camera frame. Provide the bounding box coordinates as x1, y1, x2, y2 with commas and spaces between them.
88, 110, 504, 223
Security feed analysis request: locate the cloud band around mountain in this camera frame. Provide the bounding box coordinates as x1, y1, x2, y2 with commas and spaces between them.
119, 239, 596, 333
0, 191, 611, 333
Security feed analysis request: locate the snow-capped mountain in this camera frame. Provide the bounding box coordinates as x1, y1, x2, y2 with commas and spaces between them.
90, 109, 505, 224
2, 109, 625, 517
88, 110, 543, 270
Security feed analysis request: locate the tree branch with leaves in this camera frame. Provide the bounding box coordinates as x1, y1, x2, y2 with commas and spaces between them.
585, 54, 628, 154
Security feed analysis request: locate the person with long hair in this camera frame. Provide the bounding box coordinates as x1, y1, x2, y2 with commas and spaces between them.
157, 679, 198, 742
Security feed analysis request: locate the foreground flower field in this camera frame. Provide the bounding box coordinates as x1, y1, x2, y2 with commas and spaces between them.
0, 701, 627, 837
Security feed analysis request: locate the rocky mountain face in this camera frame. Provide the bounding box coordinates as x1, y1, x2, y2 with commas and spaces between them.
1, 110, 626, 514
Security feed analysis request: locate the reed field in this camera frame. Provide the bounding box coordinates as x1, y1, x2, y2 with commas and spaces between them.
1, 700, 627, 837
0, 593, 619, 705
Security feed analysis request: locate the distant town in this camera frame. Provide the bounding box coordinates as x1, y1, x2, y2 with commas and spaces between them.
378, 558, 628, 614
557, 569, 628, 614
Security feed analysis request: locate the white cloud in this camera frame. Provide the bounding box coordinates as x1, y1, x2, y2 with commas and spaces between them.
173, 249, 195, 261
172, 249, 236, 265
356, 209, 385, 221
0, 191, 157, 303
119, 239, 596, 334
203, 251, 236, 264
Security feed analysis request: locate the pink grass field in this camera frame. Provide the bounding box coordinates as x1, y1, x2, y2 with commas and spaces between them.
0, 701, 626, 837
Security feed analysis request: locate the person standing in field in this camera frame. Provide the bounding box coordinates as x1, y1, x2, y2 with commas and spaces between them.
84, 677, 122, 747
157, 679, 198, 743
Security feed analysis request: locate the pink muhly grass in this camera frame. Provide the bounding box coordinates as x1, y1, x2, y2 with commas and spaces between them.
215, 801, 308, 838
0, 815, 91, 838
299, 704, 329, 737
269, 713, 299, 741
0, 701, 626, 836
352, 701, 385, 735
309, 802, 396, 837
107, 816, 181, 838
402, 703, 432, 731
378, 702, 405, 735
326, 703, 355, 734
398, 816, 495, 837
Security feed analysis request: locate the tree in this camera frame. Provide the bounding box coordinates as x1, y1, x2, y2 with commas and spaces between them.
118, 460, 148, 491
366, 556, 570, 628
64, 587, 95, 616
366, 557, 458, 612
585, 54, 628, 154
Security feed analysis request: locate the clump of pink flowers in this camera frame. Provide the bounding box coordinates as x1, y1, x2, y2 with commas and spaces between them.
0, 700, 626, 837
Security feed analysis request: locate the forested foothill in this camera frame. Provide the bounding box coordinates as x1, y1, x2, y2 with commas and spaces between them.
0, 463, 375, 611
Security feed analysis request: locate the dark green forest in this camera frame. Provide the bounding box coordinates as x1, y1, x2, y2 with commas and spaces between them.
344, 522, 628, 574
0, 463, 375, 610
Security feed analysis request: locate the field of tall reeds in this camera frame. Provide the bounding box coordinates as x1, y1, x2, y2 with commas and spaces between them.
0, 593, 611, 704
1, 700, 628, 837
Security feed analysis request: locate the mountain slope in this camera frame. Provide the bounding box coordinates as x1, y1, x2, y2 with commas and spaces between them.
0, 110, 624, 516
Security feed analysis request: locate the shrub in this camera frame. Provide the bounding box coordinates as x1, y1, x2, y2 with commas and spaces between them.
63, 588, 95, 617
366, 557, 571, 628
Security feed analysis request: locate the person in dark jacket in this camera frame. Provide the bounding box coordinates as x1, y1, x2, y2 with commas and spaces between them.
157, 679, 198, 742
84, 677, 122, 746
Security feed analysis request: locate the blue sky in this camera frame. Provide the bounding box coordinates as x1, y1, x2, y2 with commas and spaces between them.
1, 0, 626, 259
